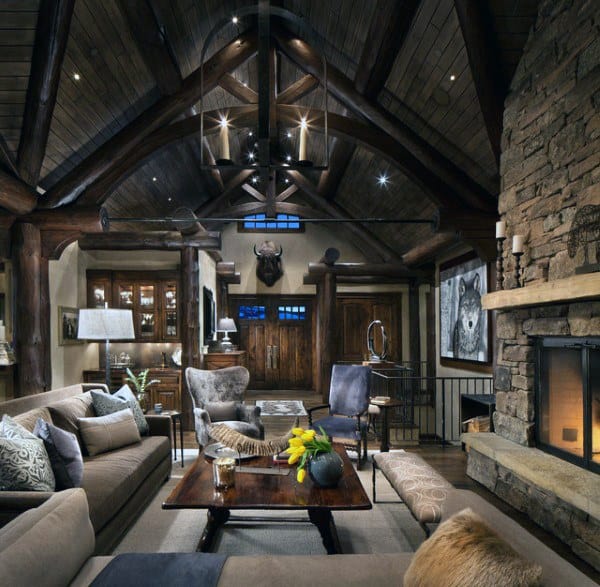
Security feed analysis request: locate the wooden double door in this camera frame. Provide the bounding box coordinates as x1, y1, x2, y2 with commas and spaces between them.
230, 295, 313, 390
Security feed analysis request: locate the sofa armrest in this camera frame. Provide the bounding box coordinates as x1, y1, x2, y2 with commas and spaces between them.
0, 491, 54, 528
145, 415, 172, 440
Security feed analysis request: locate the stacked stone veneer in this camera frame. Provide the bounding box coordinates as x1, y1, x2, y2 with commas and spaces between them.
466, 0, 600, 571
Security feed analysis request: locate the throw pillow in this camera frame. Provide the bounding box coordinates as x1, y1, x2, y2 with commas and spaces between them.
205, 401, 239, 422
91, 388, 149, 436
33, 418, 83, 489
0, 437, 55, 491
404, 508, 543, 587
47, 392, 96, 451
78, 409, 141, 457
0, 414, 38, 440
114, 384, 149, 436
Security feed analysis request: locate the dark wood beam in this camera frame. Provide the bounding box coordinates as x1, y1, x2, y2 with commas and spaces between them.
307, 262, 424, 279
21, 206, 104, 232
78, 231, 221, 251
17, 0, 75, 187
118, 0, 181, 95
201, 137, 225, 193
454, 0, 505, 166
317, 138, 355, 201
274, 27, 495, 213
194, 169, 254, 218
401, 232, 459, 267
218, 73, 258, 103
241, 183, 267, 202
275, 183, 298, 202
276, 74, 319, 104
316, 272, 336, 401
43, 29, 258, 208
0, 168, 38, 215
0, 133, 18, 177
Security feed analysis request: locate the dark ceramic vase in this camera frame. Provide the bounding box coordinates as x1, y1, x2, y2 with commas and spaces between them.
308, 451, 344, 487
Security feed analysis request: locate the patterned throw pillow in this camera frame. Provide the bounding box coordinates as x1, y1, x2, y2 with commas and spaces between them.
33, 418, 84, 489
91, 388, 149, 436
0, 437, 55, 491
0, 414, 38, 441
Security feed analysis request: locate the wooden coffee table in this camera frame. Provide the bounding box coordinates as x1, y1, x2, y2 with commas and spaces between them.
162, 444, 372, 554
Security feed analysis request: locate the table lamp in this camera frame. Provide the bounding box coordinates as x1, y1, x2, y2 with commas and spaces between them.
217, 317, 237, 351
78, 307, 135, 389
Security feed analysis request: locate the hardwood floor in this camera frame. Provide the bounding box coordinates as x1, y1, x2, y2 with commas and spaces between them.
181, 390, 600, 582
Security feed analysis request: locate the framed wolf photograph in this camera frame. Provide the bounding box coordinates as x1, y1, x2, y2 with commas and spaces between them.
439, 254, 490, 365
58, 306, 82, 346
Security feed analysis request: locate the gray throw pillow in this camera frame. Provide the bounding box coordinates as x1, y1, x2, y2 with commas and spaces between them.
0, 414, 38, 440
78, 409, 141, 456
205, 401, 240, 422
91, 389, 149, 436
0, 437, 55, 491
33, 418, 83, 489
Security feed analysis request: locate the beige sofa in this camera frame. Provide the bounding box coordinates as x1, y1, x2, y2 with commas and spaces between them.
0, 485, 595, 586
0, 384, 172, 554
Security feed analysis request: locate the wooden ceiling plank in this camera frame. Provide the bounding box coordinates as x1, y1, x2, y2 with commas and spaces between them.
218, 73, 258, 103
118, 0, 182, 95
17, 0, 75, 187
43, 28, 258, 209
454, 0, 506, 166
274, 26, 496, 213
276, 74, 319, 104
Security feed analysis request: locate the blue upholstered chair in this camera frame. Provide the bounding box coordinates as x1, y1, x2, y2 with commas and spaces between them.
307, 364, 371, 469
185, 366, 264, 449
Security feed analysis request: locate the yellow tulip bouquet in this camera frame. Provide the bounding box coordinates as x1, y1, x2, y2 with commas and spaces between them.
285, 426, 332, 483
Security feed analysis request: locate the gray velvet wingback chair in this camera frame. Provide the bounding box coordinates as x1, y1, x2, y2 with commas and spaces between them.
185, 366, 264, 449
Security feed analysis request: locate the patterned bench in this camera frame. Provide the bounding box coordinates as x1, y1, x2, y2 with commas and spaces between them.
372, 451, 452, 536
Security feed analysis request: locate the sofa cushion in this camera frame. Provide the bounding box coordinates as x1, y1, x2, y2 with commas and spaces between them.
78, 410, 141, 457
404, 507, 543, 587
48, 392, 95, 450
12, 408, 53, 433
0, 414, 38, 440
0, 488, 95, 587
33, 418, 83, 489
0, 437, 55, 491
92, 387, 149, 436
205, 401, 239, 422
81, 435, 170, 531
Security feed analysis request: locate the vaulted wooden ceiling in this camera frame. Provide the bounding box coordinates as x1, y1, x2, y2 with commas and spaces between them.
0, 0, 539, 265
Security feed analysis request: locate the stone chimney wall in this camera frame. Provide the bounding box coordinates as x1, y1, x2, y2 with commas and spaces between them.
494, 0, 600, 446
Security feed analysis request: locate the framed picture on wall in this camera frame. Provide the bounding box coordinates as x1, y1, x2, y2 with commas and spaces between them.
439, 253, 490, 365
58, 306, 82, 346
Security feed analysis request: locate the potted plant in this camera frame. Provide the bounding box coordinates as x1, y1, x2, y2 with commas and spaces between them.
125, 368, 160, 413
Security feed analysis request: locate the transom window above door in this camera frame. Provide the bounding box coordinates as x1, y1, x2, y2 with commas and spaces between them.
239, 213, 303, 232
238, 305, 266, 320
278, 305, 306, 321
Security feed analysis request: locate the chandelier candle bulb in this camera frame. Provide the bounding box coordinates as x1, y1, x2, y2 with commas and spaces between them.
512, 235, 525, 254
299, 119, 307, 161
219, 119, 230, 160
495, 221, 506, 239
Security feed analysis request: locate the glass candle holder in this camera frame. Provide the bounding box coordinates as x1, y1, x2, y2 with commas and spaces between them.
213, 457, 236, 489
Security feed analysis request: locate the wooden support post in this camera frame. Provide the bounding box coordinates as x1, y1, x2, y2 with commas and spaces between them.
408, 280, 421, 367
180, 247, 200, 431
316, 272, 336, 402
12, 223, 51, 396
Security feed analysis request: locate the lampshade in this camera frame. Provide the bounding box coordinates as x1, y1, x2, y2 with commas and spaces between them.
217, 318, 237, 333
78, 309, 135, 340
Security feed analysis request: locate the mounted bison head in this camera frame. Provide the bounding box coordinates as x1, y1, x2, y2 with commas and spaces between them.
254, 241, 283, 286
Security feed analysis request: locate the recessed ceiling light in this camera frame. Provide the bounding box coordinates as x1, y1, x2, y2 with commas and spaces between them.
168, 197, 172, 202
286, 131, 292, 138
251, 176, 258, 184
232, 16, 238, 24
286, 154, 292, 162
73, 73, 81, 81
284, 178, 289, 184
248, 131, 253, 137
152, 176, 157, 182
248, 151, 255, 161
449, 74, 456, 81
377, 173, 389, 187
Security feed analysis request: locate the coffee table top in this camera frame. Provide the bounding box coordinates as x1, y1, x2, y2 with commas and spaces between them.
163, 444, 372, 511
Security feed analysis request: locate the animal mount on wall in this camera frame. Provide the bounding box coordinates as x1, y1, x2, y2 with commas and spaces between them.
568, 204, 600, 274
254, 241, 283, 286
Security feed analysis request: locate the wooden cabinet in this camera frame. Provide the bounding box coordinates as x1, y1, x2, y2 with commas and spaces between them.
204, 351, 247, 370
86, 270, 180, 342
83, 368, 182, 411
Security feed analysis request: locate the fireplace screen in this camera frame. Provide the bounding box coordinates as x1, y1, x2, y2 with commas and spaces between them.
536, 337, 599, 472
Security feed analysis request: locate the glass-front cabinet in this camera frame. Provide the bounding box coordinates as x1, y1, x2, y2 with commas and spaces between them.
86, 270, 179, 342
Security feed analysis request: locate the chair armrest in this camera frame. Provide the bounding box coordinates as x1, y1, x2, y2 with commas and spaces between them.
239, 404, 265, 439
145, 415, 171, 438
0, 492, 54, 528
193, 407, 212, 447
306, 404, 330, 426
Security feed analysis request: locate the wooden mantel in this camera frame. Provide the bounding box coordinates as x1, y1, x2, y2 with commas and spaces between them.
482, 273, 600, 311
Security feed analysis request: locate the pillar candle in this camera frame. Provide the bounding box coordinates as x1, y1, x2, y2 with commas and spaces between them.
299, 123, 307, 161
219, 124, 230, 160
495, 220, 506, 239
512, 235, 524, 254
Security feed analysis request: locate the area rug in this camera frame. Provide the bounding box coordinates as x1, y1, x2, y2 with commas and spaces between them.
255, 400, 308, 416
113, 450, 423, 556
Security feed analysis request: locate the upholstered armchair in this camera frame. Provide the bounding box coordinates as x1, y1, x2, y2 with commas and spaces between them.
307, 364, 371, 469
185, 366, 264, 449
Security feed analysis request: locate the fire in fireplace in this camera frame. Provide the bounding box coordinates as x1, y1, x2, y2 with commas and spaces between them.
536, 337, 600, 473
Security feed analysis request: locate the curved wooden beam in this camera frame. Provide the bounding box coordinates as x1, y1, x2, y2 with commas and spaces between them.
0, 168, 38, 215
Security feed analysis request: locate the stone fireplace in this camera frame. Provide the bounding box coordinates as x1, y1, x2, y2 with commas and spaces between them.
462, 0, 600, 571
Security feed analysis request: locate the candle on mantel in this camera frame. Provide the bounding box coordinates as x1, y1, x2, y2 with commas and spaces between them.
496, 220, 506, 239
219, 118, 230, 160
512, 235, 524, 254
298, 118, 308, 161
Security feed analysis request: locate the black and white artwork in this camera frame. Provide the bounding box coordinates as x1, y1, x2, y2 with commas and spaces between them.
439, 255, 489, 364
58, 306, 82, 346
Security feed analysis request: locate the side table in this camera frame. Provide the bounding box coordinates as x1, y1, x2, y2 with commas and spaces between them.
370, 399, 405, 452
148, 409, 184, 467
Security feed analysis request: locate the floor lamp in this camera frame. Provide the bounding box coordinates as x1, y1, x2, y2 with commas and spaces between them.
78, 307, 135, 390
